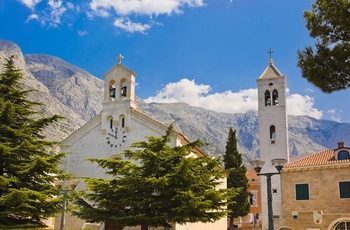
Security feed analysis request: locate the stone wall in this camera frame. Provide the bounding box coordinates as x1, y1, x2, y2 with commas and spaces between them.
280, 165, 350, 229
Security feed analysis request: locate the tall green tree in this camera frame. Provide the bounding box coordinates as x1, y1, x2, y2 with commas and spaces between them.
0, 56, 66, 229
74, 124, 235, 230
297, 0, 350, 93
224, 127, 250, 230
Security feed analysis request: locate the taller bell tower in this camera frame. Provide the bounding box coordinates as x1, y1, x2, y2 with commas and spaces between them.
256, 54, 289, 229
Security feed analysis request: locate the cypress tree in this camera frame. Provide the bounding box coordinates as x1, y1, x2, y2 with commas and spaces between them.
224, 127, 250, 230
0, 55, 66, 228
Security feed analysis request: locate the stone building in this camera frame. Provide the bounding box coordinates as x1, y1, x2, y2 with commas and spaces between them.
57, 56, 227, 230
233, 170, 262, 228
279, 142, 350, 230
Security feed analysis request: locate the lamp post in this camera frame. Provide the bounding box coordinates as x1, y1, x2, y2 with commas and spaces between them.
54, 179, 80, 230
250, 158, 287, 230
253, 198, 257, 227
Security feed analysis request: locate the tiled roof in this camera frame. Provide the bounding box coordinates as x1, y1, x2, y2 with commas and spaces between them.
246, 169, 260, 183
284, 149, 350, 168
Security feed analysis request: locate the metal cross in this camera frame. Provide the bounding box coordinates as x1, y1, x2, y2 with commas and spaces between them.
267, 48, 274, 59
117, 54, 124, 65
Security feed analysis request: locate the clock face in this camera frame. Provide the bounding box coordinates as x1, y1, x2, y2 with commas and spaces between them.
106, 127, 127, 148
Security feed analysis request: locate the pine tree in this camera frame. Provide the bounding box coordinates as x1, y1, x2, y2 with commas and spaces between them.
0, 55, 66, 228
224, 127, 250, 230
74, 124, 234, 230
297, 0, 350, 93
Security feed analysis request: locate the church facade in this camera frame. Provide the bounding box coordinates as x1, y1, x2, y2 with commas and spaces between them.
57, 56, 227, 230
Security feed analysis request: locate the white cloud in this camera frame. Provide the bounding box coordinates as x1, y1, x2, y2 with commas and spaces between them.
77, 30, 88, 36
327, 109, 341, 122
18, 0, 204, 33
20, 0, 42, 9
88, 0, 205, 32
25, 14, 39, 23
66, 2, 74, 10
48, 0, 62, 9
47, 0, 66, 25
305, 88, 314, 93
89, 0, 204, 16
145, 79, 258, 113
114, 17, 151, 33
287, 94, 322, 119
19, 0, 77, 27
145, 78, 323, 119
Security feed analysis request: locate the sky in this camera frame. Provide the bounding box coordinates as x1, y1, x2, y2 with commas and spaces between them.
0, 0, 349, 123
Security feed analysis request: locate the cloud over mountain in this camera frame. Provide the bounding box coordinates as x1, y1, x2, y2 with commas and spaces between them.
145, 78, 323, 119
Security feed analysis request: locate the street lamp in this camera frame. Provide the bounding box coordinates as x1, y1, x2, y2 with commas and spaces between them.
54, 179, 80, 230
250, 158, 287, 230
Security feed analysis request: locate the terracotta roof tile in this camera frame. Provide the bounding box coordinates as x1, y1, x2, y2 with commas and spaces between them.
284, 149, 350, 168
246, 170, 260, 183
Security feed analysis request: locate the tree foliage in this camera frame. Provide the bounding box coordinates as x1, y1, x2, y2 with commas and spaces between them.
74, 124, 235, 230
224, 128, 250, 230
297, 0, 350, 93
0, 55, 66, 229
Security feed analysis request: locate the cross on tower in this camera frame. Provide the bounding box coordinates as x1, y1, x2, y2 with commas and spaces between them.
117, 54, 124, 65
267, 48, 274, 59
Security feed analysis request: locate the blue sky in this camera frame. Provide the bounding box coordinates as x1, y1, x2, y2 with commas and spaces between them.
1, 0, 349, 123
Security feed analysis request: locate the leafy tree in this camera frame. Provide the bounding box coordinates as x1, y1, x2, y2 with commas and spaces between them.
74, 124, 235, 230
0, 55, 66, 229
297, 0, 350, 93
224, 128, 250, 230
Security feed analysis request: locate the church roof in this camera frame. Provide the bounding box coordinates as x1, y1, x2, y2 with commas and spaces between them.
284, 149, 350, 169
258, 59, 283, 79
103, 62, 136, 79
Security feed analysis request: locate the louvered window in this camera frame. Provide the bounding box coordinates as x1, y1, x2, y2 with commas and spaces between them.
295, 184, 309, 200
340, 181, 350, 198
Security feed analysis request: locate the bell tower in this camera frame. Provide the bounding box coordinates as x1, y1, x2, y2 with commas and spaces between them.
101, 55, 137, 134
256, 52, 289, 230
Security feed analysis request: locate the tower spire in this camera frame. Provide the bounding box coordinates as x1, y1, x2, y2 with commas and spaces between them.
267, 48, 274, 65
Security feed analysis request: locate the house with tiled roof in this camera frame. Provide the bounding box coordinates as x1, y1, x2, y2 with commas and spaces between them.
233, 170, 262, 228
279, 142, 350, 230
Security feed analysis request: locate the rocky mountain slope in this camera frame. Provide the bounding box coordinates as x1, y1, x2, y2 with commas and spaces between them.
1, 39, 349, 162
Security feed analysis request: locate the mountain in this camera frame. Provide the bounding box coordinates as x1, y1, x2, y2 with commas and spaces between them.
1, 39, 349, 163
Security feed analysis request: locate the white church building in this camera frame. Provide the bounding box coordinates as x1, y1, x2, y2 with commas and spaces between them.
57, 56, 227, 230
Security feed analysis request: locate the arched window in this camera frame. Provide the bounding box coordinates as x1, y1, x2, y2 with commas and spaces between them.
272, 89, 279, 105
338, 150, 350, 160
265, 90, 271, 106
121, 117, 125, 128
109, 118, 113, 129
118, 114, 125, 128
109, 80, 117, 101
270, 125, 276, 144
330, 220, 350, 230
120, 79, 127, 97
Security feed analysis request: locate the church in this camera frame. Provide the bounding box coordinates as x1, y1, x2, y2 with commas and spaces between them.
57, 55, 227, 230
